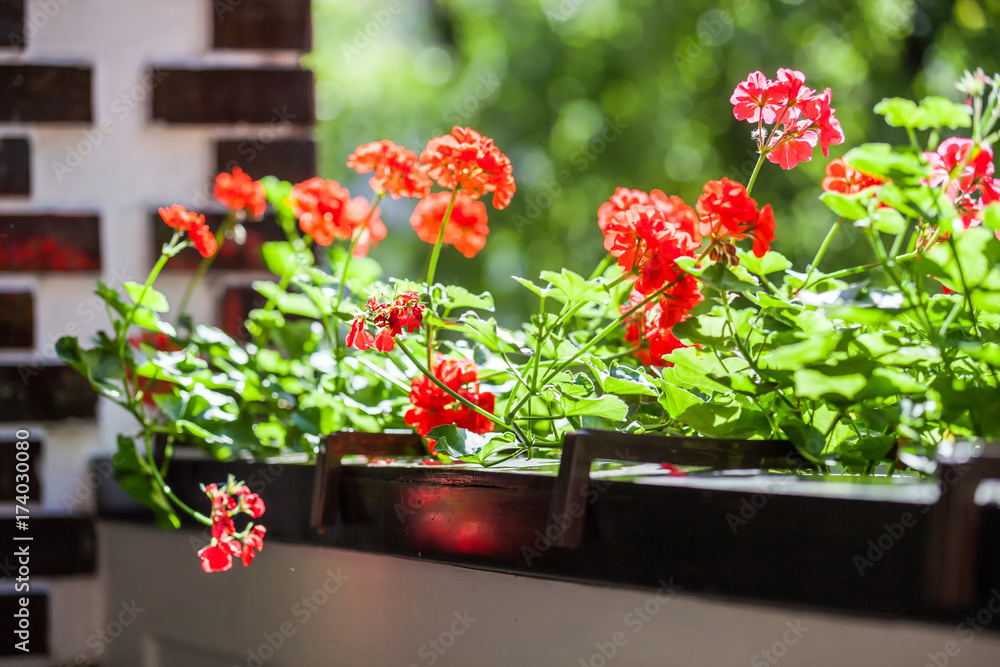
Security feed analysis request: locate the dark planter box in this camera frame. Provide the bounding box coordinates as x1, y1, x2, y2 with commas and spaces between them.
95, 430, 1000, 632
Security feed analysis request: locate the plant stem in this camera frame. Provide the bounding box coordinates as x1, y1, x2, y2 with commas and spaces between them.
396, 343, 521, 443
335, 194, 384, 309
745, 151, 768, 196
143, 431, 209, 524
177, 214, 237, 324
117, 235, 179, 364
793, 217, 843, 296
424, 188, 460, 368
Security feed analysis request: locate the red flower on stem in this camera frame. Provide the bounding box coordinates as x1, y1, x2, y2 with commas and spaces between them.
730, 69, 844, 170
158, 205, 217, 258
622, 277, 703, 367
289, 177, 353, 245
405, 354, 497, 452
410, 191, 490, 258
345, 291, 425, 352
348, 140, 432, 199
420, 127, 516, 209
197, 480, 266, 573
214, 167, 266, 219
821, 158, 885, 196
696, 178, 776, 261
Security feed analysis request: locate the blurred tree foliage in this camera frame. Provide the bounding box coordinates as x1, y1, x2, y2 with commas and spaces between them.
306, 0, 999, 323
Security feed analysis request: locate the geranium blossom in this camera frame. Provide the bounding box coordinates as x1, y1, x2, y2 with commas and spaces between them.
288, 177, 353, 246
696, 178, 776, 260
158, 205, 217, 258
342, 196, 386, 257
346, 291, 425, 353
622, 276, 703, 367
730, 69, 844, 170
821, 158, 885, 195
197, 481, 266, 573
923, 138, 1000, 233
420, 127, 516, 209
347, 140, 432, 199
410, 191, 490, 258
214, 167, 266, 219
405, 355, 497, 448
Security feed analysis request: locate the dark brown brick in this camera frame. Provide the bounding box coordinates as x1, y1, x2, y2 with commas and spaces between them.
0, 291, 32, 348
0, 594, 46, 655
220, 286, 267, 340
0, 0, 24, 51
0, 518, 96, 578
150, 68, 314, 125
152, 211, 286, 272
0, 365, 97, 421
0, 137, 29, 195
0, 214, 100, 272
214, 0, 311, 51
216, 138, 315, 183
0, 437, 40, 502
0, 64, 92, 123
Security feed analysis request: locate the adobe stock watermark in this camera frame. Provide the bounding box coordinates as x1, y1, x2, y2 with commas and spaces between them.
673, 5, 746, 74
425, 72, 502, 138
341, 0, 404, 63
724, 451, 809, 535
578, 578, 682, 667
193, 106, 299, 208
52, 70, 171, 182
921, 588, 1000, 667
7, 0, 74, 49
405, 610, 477, 666
749, 619, 809, 666
852, 461, 972, 577
234, 567, 350, 667
52, 600, 146, 667
509, 115, 628, 233
522, 447, 639, 566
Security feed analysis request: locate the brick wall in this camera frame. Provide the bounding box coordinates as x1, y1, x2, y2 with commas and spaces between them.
0, 1, 314, 663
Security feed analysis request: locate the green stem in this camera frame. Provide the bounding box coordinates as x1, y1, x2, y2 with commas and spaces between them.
335, 194, 384, 309
177, 214, 237, 324
745, 151, 768, 196
118, 235, 179, 364
424, 188, 460, 368
793, 217, 843, 296
144, 431, 209, 524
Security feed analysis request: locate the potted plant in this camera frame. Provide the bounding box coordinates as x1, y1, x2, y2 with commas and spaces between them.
64, 67, 1000, 587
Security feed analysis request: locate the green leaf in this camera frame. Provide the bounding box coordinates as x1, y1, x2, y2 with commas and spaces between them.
874, 96, 971, 130
691, 262, 760, 292
112, 435, 179, 529
870, 208, 906, 234
261, 242, 298, 277
762, 334, 841, 371
123, 281, 170, 313
512, 276, 551, 298
794, 368, 866, 400
738, 250, 791, 276
562, 394, 629, 421
460, 313, 527, 354
130, 307, 177, 336
426, 424, 494, 458
655, 380, 701, 419
843, 144, 926, 179
599, 362, 658, 396
820, 192, 870, 220
540, 268, 605, 302
443, 285, 494, 312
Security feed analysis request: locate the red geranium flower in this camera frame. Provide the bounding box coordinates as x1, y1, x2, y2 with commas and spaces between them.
420, 127, 516, 209
214, 167, 266, 219
289, 177, 353, 246
342, 196, 386, 257
821, 158, 885, 195
348, 140, 432, 199
198, 480, 266, 573
158, 205, 204, 233
410, 191, 490, 258
345, 291, 425, 352
188, 221, 218, 258
696, 178, 776, 260
731, 69, 844, 170
622, 277, 702, 367
405, 355, 497, 446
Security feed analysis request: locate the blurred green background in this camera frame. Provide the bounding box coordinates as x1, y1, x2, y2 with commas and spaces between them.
305, 0, 999, 323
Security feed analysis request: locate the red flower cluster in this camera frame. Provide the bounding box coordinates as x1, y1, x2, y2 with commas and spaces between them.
198, 481, 267, 573
346, 291, 425, 352
622, 276, 703, 367
405, 355, 496, 447
696, 178, 776, 261
731, 68, 845, 170
923, 138, 1000, 231
288, 178, 386, 255
821, 158, 885, 196
410, 192, 490, 258
348, 140, 432, 199
158, 205, 218, 258
600, 189, 701, 295
214, 168, 266, 219
420, 127, 515, 209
